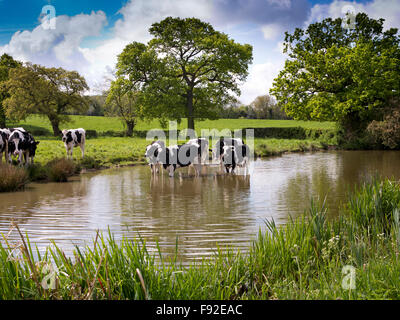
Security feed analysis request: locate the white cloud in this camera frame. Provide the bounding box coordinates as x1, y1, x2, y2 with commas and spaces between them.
306, 0, 400, 30
239, 59, 285, 104
261, 24, 283, 40
0, 11, 107, 88
72, 0, 214, 91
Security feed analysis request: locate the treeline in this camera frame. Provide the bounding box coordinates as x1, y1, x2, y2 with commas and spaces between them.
79, 94, 291, 120
222, 95, 290, 120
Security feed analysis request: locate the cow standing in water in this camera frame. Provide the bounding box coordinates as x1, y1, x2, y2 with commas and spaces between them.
61, 128, 86, 159
145, 140, 165, 174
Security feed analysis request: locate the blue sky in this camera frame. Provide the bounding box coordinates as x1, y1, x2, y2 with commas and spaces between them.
0, 0, 397, 103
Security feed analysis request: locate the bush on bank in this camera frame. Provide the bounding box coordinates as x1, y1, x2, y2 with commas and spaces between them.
1, 178, 400, 299
0, 164, 29, 192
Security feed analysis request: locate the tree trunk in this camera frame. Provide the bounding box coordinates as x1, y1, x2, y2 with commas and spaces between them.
0, 106, 6, 128
186, 89, 195, 130
126, 120, 135, 137
50, 118, 61, 136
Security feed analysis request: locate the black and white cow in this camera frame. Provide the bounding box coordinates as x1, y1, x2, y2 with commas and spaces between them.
186, 138, 209, 174
61, 128, 86, 159
213, 138, 244, 172
7, 128, 40, 166
0, 128, 11, 163
145, 140, 165, 174
160, 143, 203, 177
220, 141, 250, 174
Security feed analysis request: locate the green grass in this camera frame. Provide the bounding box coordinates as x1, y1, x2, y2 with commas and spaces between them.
9, 114, 336, 136
1, 178, 400, 299
6, 115, 337, 170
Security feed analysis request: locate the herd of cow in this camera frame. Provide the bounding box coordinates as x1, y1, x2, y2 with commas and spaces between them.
0, 127, 86, 165
1, 126, 250, 177
145, 137, 250, 177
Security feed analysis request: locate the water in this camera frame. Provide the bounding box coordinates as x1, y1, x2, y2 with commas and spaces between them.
1, 150, 400, 262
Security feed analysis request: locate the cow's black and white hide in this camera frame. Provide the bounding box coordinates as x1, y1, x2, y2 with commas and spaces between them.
186, 138, 209, 175
61, 128, 86, 159
145, 140, 165, 174
213, 138, 244, 172
221, 143, 250, 174
160, 143, 203, 177
0, 128, 11, 163
7, 128, 39, 166
221, 145, 238, 173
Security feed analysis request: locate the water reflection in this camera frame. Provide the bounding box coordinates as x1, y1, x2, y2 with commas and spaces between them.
0, 151, 400, 262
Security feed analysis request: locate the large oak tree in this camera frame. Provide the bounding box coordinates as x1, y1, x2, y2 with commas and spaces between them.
0, 54, 22, 127
270, 13, 400, 134
116, 17, 253, 130
4, 63, 89, 135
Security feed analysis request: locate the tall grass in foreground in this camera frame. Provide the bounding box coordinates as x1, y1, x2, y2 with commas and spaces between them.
1, 178, 400, 300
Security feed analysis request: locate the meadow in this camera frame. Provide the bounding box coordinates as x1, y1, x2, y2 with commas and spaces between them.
7, 115, 337, 169
1, 178, 400, 300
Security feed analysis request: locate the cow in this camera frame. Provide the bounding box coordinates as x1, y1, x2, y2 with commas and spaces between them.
213, 138, 244, 172
160, 143, 203, 177
7, 128, 40, 166
220, 143, 250, 175
145, 140, 165, 174
0, 128, 11, 163
186, 138, 209, 175
61, 128, 86, 159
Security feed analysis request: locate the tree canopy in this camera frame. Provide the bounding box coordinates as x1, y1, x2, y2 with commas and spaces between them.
3, 63, 89, 135
0, 54, 22, 127
105, 78, 141, 136
270, 13, 400, 132
116, 17, 253, 130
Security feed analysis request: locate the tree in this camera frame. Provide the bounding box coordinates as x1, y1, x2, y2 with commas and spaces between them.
105, 78, 140, 136
117, 17, 253, 130
0, 54, 22, 127
3, 63, 89, 135
249, 95, 288, 119
270, 13, 400, 134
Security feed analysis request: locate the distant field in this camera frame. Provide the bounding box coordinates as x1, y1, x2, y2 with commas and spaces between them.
6, 115, 336, 168
8, 115, 335, 136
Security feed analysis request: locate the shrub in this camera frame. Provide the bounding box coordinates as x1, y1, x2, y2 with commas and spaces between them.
47, 158, 78, 182
85, 129, 98, 139
0, 164, 29, 192
367, 109, 400, 149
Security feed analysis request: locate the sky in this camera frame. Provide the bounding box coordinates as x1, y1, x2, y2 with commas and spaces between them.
0, 0, 399, 104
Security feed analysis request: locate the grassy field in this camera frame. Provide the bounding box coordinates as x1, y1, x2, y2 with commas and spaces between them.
9, 115, 336, 135
6, 115, 336, 169
1, 178, 400, 300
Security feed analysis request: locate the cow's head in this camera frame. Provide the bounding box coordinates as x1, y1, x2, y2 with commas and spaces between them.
8, 131, 24, 156
61, 130, 73, 144
29, 141, 40, 157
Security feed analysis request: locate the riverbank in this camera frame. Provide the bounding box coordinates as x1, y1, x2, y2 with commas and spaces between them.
1, 178, 399, 299
1, 135, 337, 192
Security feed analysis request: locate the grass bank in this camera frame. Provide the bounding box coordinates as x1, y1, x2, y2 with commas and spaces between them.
1, 178, 400, 299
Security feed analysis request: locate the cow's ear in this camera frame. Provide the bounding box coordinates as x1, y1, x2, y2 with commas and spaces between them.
36, 141, 40, 145
59, 130, 63, 136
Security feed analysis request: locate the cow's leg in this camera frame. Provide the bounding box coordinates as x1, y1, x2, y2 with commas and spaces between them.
0, 151, 2, 164
168, 166, 175, 177
150, 164, 155, 174
79, 144, 85, 159
69, 146, 74, 160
